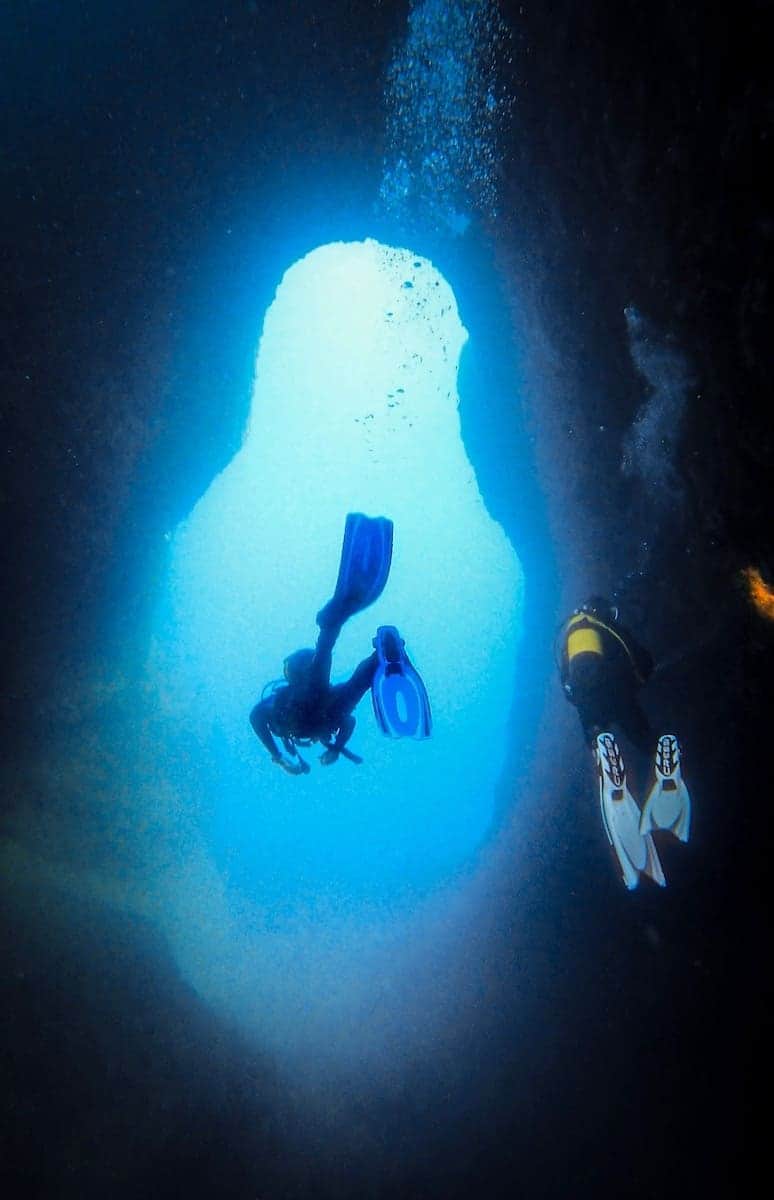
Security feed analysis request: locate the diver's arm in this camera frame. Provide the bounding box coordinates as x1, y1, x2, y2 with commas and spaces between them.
319, 714, 356, 766
332, 713, 356, 751
250, 700, 309, 775
249, 700, 283, 761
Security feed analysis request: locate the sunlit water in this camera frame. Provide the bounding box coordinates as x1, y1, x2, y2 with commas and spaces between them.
143, 240, 524, 1062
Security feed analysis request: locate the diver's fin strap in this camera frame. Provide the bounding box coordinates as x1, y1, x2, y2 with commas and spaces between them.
639, 734, 691, 843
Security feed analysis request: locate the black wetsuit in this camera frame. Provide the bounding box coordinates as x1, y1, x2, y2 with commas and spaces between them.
559, 612, 655, 754
250, 614, 377, 762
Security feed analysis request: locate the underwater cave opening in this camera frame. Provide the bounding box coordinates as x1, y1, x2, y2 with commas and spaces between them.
158, 238, 525, 910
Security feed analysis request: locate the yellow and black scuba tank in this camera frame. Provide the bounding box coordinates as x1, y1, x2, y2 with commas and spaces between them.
565, 612, 605, 662
556, 604, 648, 688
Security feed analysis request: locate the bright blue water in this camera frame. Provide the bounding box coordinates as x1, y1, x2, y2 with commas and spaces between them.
130, 1, 555, 1063
154, 240, 523, 913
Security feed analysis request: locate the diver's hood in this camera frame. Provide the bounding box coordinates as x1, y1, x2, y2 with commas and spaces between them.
283, 648, 315, 684
580, 596, 619, 623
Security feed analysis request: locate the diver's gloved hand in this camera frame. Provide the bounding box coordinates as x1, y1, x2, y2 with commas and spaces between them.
319, 747, 340, 766
273, 754, 310, 776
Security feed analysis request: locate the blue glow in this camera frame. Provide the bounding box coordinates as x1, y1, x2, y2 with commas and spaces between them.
144, 241, 524, 1056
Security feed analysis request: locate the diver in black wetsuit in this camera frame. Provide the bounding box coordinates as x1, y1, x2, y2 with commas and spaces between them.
249, 512, 432, 776
557, 596, 655, 753
556, 595, 692, 888
249, 510, 390, 776
250, 606, 378, 774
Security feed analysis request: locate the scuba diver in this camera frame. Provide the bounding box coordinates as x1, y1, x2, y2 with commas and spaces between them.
250, 512, 432, 775
556, 596, 691, 889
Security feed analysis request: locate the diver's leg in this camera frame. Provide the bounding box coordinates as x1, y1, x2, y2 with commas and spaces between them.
617, 694, 655, 757
310, 617, 345, 690
569, 654, 611, 747
578, 707, 604, 748
317, 656, 377, 760
333, 652, 378, 714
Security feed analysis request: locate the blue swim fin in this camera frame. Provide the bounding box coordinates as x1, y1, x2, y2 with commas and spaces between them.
371, 625, 432, 740
317, 512, 394, 628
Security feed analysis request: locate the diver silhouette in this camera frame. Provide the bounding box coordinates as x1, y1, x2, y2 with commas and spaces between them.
250, 513, 431, 775
556, 596, 691, 889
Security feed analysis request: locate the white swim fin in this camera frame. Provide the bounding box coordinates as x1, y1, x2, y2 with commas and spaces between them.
595, 733, 666, 889
639, 734, 691, 843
